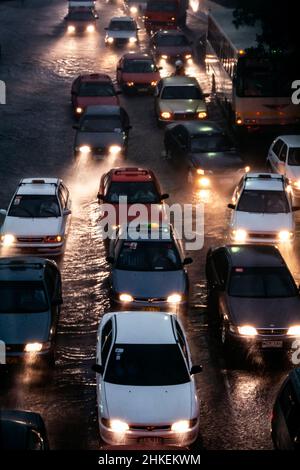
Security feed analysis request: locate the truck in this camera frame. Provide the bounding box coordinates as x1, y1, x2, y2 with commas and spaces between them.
143, 0, 189, 33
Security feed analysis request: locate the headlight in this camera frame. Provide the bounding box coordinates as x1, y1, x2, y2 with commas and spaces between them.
199, 177, 210, 188
287, 326, 300, 336
293, 180, 300, 188
198, 112, 207, 119
68, 25, 75, 33
110, 420, 129, 433
76, 107, 83, 114
238, 326, 258, 337
171, 420, 190, 433
245, 166, 251, 173
119, 293, 134, 303
107, 37, 114, 44
161, 54, 168, 59
151, 80, 157, 87
232, 229, 247, 243
185, 54, 192, 59
129, 37, 137, 43
1, 234, 16, 247
196, 169, 205, 175
44, 235, 63, 243
86, 24, 95, 33
167, 293, 182, 304
109, 145, 122, 155
79, 145, 91, 155
161, 111, 171, 120
278, 231, 293, 242
130, 6, 138, 13
126, 81, 134, 87
24, 343, 43, 353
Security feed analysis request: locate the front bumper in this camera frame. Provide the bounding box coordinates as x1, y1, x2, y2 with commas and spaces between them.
0, 242, 65, 257
99, 420, 199, 447
122, 82, 156, 94
228, 331, 299, 352
112, 296, 188, 312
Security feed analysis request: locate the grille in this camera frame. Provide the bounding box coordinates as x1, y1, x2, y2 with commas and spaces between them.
133, 297, 167, 302
6, 344, 24, 353
173, 113, 196, 120
257, 329, 288, 336
248, 232, 277, 240
17, 237, 44, 243
130, 424, 171, 431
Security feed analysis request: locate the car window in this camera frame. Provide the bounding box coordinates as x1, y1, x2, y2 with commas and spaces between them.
58, 187, 66, 210
78, 82, 115, 97
109, 20, 136, 31
156, 34, 189, 47
106, 181, 160, 203
288, 148, 300, 166
101, 319, 113, 366
79, 115, 122, 132
279, 143, 288, 162
272, 139, 284, 157
175, 321, 188, 362
212, 250, 229, 287
8, 195, 61, 218
191, 133, 233, 153
237, 190, 290, 214
279, 382, 300, 441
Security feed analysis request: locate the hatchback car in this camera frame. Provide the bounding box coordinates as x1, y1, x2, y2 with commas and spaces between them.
271, 368, 300, 450
93, 311, 201, 446
71, 73, 120, 117
0, 257, 63, 366
206, 244, 300, 357
267, 135, 300, 199
105, 17, 139, 46
73, 105, 131, 160
116, 53, 161, 94
227, 173, 299, 244
154, 76, 207, 125
164, 121, 247, 188
97, 167, 169, 227
0, 178, 71, 257
150, 30, 193, 62
124, 0, 147, 16
107, 223, 192, 310
0, 410, 49, 450
65, 7, 99, 34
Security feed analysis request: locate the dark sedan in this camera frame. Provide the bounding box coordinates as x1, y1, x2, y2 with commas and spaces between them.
0, 410, 49, 450
64, 7, 99, 34
164, 121, 247, 189
150, 30, 193, 62
206, 244, 300, 362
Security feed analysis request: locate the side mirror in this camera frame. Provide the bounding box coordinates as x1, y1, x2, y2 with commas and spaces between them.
97, 193, 104, 201
106, 256, 115, 264
63, 209, 72, 216
92, 364, 104, 375
190, 365, 202, 375
183, 257, 193, 266
72, 124, 79, 130
0, 209, 7, 216
160, 193, 169, 201
292, 206, 300, 212
227, 203, 236, 210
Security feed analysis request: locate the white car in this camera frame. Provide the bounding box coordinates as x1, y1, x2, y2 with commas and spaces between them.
0, 178, 72, 256
267, 135, 300, 199
227, 173, 299, 244
105, 17, 139, 46
93, 311, 201, 446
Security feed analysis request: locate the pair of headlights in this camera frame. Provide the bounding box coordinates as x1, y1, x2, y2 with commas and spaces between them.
107, 37, 137, 44
237, 325, 300, 337
103, 419, 194, 434
68, 25, 95, 33
160, 111, 207, 120
231, 229, 293, 243
1, 234, 63, 247
77, 145, 122, 155
119, 293, 182, 304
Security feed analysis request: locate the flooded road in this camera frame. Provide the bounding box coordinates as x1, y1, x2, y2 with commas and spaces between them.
0, 0, 299, 450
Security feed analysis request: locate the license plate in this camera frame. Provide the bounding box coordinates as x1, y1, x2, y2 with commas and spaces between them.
143, 307, 161, 312
262, 340, 283, 349
94, 155, 105, 160
138, 437, 163, 445
138, 87, 148, 92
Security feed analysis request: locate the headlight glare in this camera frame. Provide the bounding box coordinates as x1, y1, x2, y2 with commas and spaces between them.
171, 420, 190, 433
119, 293, 134, 303
232, 229, 247, 243
167, 293, 182, 304
287, 326, 300, 336
1, 234, 16, 247
110, 420, 129, 433
238, 326, 258, 337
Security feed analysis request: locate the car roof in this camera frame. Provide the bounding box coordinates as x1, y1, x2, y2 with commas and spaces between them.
83, 105, 120, 116
109, 167, 155, 182
276, 135, 300, 147
16, 178, 60, 196
122, 53, 153, 61
243, 173, 285, 191
168, 121, 222, 135
222, 245, 286, 268
161, 76, 199, 87
113, 311, 177, 344
0, 257, 51, 282
79, 73, 112, 83
110, 16, 134, 22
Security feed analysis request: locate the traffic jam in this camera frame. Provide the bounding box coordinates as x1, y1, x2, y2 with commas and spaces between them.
0, 0, 300, 458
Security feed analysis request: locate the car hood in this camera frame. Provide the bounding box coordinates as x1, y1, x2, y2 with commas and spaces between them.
0, 312, 50, 344
155, 46, 192, 56
112, 270, 186, 298
159, 99, 206, 114
227, 296, 300, 328
190, 151, 244, 173
121, 72, 160, 84
286, 166, 300, 181
1, 217, 62, 236
75, 96, 118, 107
103, 382, 193, 424
107, 31, 136, 39
75, 131, 125, 148
232, 212, 294, 231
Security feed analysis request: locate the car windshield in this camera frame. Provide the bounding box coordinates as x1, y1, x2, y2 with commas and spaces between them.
288, 148, 300, 166
105, 344, 190, 386
109, 21, 136, 31
68, 11, 94, 21
116, 240, 182, 271
156, 35, 189, 47
78, 82, 115, 97
191, 133, 234, 152
8, 195, 61, 218
123, 60, 156, 73
106, 181, 160, 203
237, 190, 289, 214
147, 1, 177, 12
229, 267, 298, 298
0, 281, 49, 313
161, 85, 202, 100
79, 116, 122, 132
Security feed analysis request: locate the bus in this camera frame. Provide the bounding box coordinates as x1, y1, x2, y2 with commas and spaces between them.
205, 1, 300, 132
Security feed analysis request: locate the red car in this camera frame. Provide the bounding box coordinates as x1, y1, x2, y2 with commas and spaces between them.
71, 73, 120, 117
97, 167, 169, 227
116, 53, 161, 94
